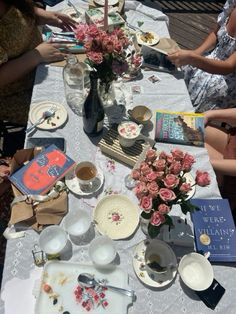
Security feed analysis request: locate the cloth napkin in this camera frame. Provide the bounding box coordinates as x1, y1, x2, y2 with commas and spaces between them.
125, 0, 169, 23
1, 267, 42, 314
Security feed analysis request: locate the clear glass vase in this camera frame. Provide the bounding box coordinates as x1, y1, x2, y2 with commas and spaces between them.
98, 81, 115, 108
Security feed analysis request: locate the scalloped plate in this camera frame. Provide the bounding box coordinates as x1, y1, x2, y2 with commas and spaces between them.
93, 194, 139, 240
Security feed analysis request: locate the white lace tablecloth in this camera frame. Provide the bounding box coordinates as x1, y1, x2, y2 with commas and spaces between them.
1, 1, 236, 314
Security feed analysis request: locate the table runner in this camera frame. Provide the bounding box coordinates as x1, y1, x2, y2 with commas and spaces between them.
1, 1, 236, 313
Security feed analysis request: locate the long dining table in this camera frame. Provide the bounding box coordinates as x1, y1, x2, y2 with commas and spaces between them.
1, 1, 236, 313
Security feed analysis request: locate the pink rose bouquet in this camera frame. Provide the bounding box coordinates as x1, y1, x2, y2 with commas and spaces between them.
132, 148, 211, 238
75, 24, 137, 89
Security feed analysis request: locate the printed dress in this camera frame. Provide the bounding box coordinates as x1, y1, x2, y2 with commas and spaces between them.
183, 0, 236, 112
0, 6, 42, 125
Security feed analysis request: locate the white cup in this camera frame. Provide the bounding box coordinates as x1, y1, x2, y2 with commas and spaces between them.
89, 235, 117, 266
178, 252, 214, 291
63, 209, 91, 237
39, 225, 68, 257
74, 161, 97, 188
118, 121, 143, 147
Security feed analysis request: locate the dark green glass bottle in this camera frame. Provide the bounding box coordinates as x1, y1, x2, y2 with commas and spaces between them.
82, 72, 104, 136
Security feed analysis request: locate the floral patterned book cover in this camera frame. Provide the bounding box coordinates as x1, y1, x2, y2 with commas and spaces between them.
154, 110, 204, 147
191, 198, 236, 262
9, 144, 75, 195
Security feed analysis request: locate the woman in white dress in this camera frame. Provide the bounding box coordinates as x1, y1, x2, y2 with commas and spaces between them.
168, 0, 236, 113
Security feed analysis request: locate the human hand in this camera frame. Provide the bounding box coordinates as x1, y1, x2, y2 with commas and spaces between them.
34, 42, 68, 63
42, 11, 77, 30
167, 49, 195, 67
204, 110, 213, 126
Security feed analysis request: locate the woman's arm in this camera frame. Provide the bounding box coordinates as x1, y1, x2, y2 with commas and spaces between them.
211, 159, 236, 176
34, 7, 76, 30
0, 42, 66, 87
167, 50, 236, 75
204, 108, 236, 126
193, 26, 219, 55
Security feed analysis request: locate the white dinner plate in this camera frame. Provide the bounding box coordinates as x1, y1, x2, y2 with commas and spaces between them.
29, 101, 68, 130
136, 31, 160, 46
133, 239, 177, 288
94, 0, 118, 6
65, 166, 104, 196
93, 194, 140, 240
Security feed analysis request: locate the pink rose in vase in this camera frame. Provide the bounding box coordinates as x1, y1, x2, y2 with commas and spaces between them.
159, 188, 176, 202
150, 211, 166, 226
140, 195, 153, 212
195, 170, 211, 187
163, 174, 180, 189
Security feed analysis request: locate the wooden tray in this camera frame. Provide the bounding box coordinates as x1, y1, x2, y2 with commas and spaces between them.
99, 128, 155, 167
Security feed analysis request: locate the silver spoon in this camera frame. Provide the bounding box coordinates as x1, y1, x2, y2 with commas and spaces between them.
78, 273, 135, 299
67, 0, 81, 18
26, 107, 56, 134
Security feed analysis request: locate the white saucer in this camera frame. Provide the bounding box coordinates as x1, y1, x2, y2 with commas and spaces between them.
133, 239, 177, 288
136, 31, 160, 46
184, 173, 196, 200
65, 167, 104, 196
29, 101, 68, 130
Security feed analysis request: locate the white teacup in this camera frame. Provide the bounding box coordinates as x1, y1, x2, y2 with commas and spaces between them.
63, 209, 91, 237
178, 252, 214, 291
118, 121, 143, 147
75, 161, 97, 188
144, 239, 176, 282
39, 225, 68, 257
89, 235, 117, 266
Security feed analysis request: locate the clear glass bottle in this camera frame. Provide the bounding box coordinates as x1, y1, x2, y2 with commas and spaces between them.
63, 55, 84, 116
82, 72, 104, 136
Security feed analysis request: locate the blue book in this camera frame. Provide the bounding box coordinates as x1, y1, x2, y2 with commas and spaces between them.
10, 144, 75, 195
191, 199, 236, 262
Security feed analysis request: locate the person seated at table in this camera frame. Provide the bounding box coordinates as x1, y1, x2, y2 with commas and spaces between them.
204, 108, 236, 219
167, 0, 236, 113
0, 0, 76, 126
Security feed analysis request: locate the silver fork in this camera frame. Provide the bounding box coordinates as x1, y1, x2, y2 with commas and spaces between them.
26, 107, 56, 134
67, 0, 81, 17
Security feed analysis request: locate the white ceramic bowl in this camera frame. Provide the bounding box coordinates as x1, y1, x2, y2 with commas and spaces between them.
178, 252, 214, 291
39, 225, 68, 255
89, 235, 117, 266
63, 209, 91, 236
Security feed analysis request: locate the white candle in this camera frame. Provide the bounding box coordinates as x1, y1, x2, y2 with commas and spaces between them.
104, 0, 108, 31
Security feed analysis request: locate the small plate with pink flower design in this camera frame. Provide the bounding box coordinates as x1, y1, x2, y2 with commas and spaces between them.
93, 194, 140, 240
35, 260, 132, 314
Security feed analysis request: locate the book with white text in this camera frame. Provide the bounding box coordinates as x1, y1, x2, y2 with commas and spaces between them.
191, 198, 236, 262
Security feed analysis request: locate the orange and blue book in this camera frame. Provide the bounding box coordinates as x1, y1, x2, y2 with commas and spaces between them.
10, 144, 75, 195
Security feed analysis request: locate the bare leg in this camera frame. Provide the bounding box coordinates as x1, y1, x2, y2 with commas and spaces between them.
205, 125, 228, 186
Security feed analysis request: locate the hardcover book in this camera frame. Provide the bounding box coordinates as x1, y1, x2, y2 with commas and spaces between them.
155, 110, 204, 147
190, 198, 236, 262
10, 144, 75, 195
